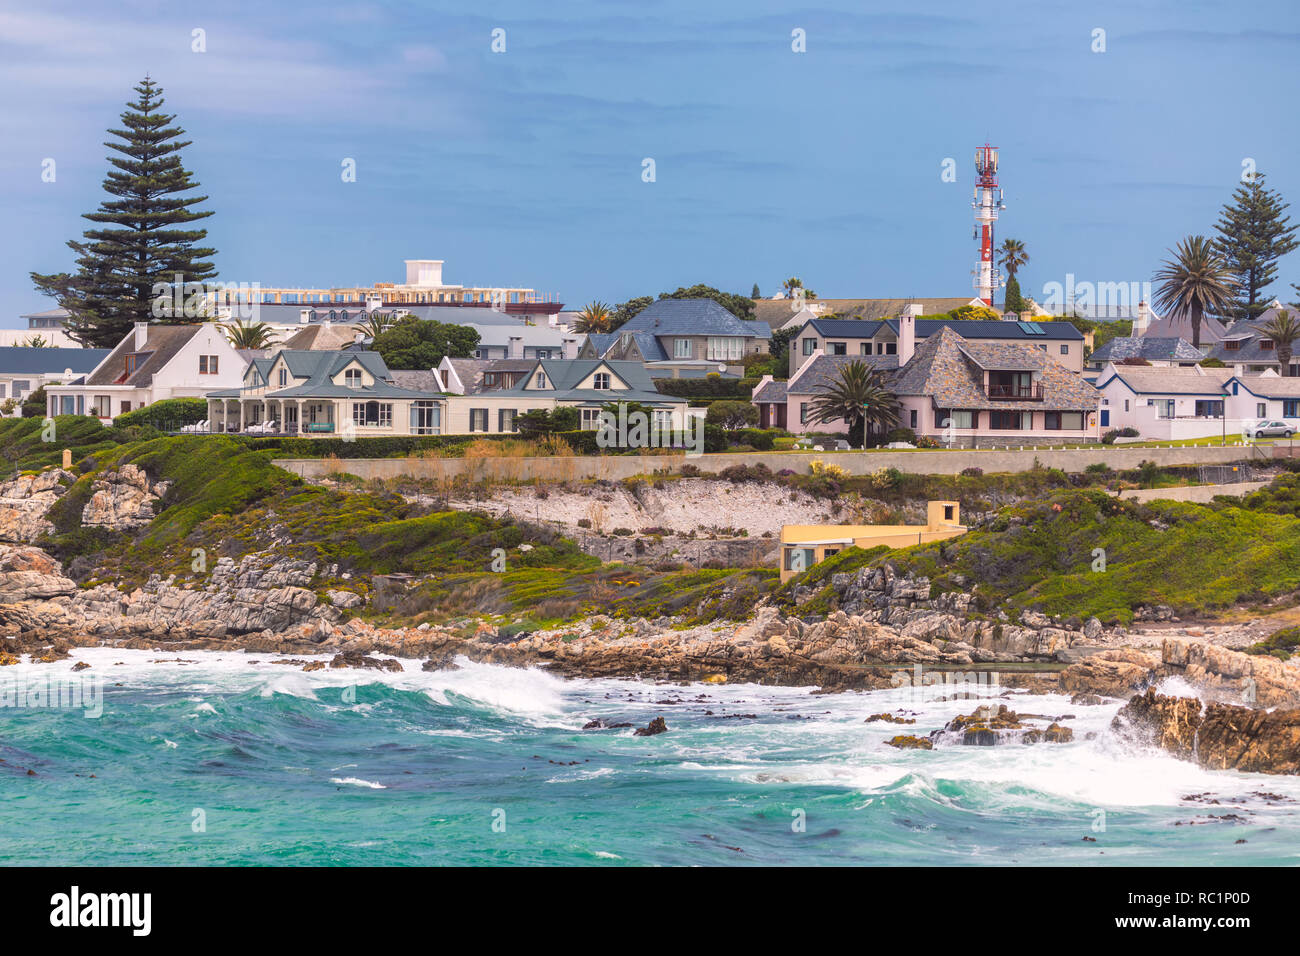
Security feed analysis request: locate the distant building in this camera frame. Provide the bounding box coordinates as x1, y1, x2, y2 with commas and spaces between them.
1085, 336, 1204, 371
579, 298, 771, 377
0, 346, 111, 411
4, 309, 80, 348
779, 502, 966, 583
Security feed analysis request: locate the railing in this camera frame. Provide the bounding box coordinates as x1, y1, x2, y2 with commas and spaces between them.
986, 383, 1044, 400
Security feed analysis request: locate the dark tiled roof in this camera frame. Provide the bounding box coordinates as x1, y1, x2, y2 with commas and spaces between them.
787, 354, 898, 395
752, 297, 978, 329
621, 298, 772, 339
492, 359, 685, 405
804, 317, 1083, 341
0, 346, 110, 375
890, 326, 1099, 411
1140, 311, 1228, 344
1088, 336, 1203, 364
752, 379, 788, 403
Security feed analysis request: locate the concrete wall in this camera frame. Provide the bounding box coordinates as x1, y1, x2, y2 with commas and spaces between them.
275, 441, 1291, 484
1110, 480, 1271, 504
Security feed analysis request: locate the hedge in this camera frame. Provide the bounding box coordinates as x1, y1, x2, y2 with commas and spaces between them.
114, 398, 208, 430
652, 378, 749, 399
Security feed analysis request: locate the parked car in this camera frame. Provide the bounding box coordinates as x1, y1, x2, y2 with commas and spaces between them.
1245, 420, 1295, 439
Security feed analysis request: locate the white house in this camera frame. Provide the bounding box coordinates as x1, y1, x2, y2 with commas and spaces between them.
1224, 372, 1300, 427
1095, 364, 1239, 439
0, 346, 111, 412
45, 322, 247, 419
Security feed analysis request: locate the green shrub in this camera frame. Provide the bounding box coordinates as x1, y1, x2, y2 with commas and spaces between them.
114, 398, 208, 430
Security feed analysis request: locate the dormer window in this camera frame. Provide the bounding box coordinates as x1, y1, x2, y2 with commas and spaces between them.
345, 368, 363, 389
1259, 339, 1275, 350
593, 372, 611, 390
278, 368, 288, 387
535, 372, 547, 388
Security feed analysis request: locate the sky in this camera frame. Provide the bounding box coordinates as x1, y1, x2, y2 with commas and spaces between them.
3, 0, 1299, 327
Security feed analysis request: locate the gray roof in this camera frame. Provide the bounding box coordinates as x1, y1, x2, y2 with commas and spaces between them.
787, 354, 898, 395
1228, 374, 1300, 399
620, 298, 772, 339
492, 359, 686, 405
0, 346, 110, 375
207, 349, 444, 399
890, 326, 1099, 411
803, 316, 1083, 341
1088, 336, 1203, 364
85, 325, 206, 387
1096, 366, 1234, 396
752, 379, 788, 403
1206, 309, 1300, 366
1140, 310, 1228, 344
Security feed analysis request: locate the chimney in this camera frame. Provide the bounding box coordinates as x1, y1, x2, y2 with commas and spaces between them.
1136, 300, 1150, 335
133, 322, 148, 351
562, 336, 579, 360
354, 332, 364, 345
899, 304, 921, 365
299, 309, 311, 325
365, 292, 383, 312
508, 335, 523, 359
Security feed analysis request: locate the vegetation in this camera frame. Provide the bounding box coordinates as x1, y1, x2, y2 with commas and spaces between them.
704, 400, 759, 430
31, 77, 217, 348
220, 320, 275, 350
370, 314, 479, 370
115, 397, 206, 430
806, 361, 900, 446
1246, 626, 1300, 661
1153, 235, 1236, 349
1214, 173, 1298, 320
573, 301, 615, 334
1259, 308, 1299, 376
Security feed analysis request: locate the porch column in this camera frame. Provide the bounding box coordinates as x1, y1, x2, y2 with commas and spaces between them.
239, 400, 246, 432
221, 399, 229, 433
297, 400, 304, 434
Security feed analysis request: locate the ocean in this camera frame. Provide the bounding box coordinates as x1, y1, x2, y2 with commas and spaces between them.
2, 648, 1297, 866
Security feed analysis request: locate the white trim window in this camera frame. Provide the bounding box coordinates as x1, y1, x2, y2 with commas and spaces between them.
199, 354, 219, 375
707, 337, 743, 361
674, 338, 692, 359
580, 407, 602, 429
345, 368, 363, 389
593, 372, 611, 390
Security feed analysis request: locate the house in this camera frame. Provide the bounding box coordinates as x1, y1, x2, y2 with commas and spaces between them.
1205, 304, 1300, 375
1094, 365, 1235, 439
3, 308, 81, 348
753, 296, 988, 331
435, 356, 540, 395
787, 311, 1086, 378
1084, 336, 1204, 372
1224, 373, 1300, 426
460, 359, 691, 434
205, 349, 448, 435
755, 320, 1101, 446
1136, 306, 1228, 349
890, 325, 1101, 445
578, 298, 772, 377
0, 346, 111, 411
45, 323, 247, 420
779, 501, 966, 583
204, 353, 689, 437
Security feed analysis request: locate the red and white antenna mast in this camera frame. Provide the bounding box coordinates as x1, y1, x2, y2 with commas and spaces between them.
971, 144, 1005, 307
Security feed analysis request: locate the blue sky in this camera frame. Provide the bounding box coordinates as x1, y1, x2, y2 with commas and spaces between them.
3, 0, 1299, 326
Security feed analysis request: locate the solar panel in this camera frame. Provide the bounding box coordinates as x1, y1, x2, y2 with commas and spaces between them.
1017, 321, 1046, 335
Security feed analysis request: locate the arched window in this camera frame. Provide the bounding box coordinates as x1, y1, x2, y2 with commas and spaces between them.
345, 368, 363, 389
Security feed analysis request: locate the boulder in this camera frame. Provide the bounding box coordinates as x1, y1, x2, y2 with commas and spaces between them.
1059, 648, 1158, 698
81, 464, 172, 531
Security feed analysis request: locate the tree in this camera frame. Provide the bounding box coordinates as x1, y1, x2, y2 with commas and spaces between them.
370, 315, 479, 370
516, 407, 579, 435
31, 77, 217, 348
610, 296, 653, 331
705, 400, 759, 430
807, 361, 899, 446
573, 301, 615, 334
769, 326, 799, 374
781, 276, 816, 300
1003, 275, 1024, 313
358, 312, 397, 340
660, 284, 757, 320
1259, 308, 1300, 377
18, 335, 50, 348
998, 238, 1029, 278
1214, 173, 1298, 320
220, 319, 275, 350
1152, 235, 1236, 349
751, 283, 761, 298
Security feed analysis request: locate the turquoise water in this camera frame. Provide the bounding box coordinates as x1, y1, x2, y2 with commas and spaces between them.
2, 649, 1299, 866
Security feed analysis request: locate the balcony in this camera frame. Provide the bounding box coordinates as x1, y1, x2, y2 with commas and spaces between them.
986, 382, 1044, 401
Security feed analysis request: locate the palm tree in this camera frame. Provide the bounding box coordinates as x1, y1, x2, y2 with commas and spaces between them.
998, 238, 1028, 278
1260, 308, 1300, 377
782, 277, 816, 300
573, 301, 614, 334
220, 320, 275, 350
358, 312, 397, 340
807, 361, 899, 446
18, 335, 50, 348
1152, 235, 1237, 349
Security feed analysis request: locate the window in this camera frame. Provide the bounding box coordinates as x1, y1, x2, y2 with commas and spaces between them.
345, 368, 363, 389
534, 373, 547, 389
121, 401, 132, 414
707, 337, 743, 361
1059, 344, 1069, 355
352, 402, 391, 427
783, 547, 816, 573
1258, 403, 1268, 418
828, 342, 847, 355
199, 355, 219, 375
909, 409, 917, 428
936, 409, 973, 429
800, 404, 812, 425
884, 342, 897, 355
1225, 340, 1241, 351
10, 380, 30, 396
989, 411, 1030, 430
278, 369, 288, 387
653, 409, 672, 431
802, 338, 817, 356
124, 354, 141, 376
1150, 399, 1175, 419
59, 396, 75, 415
91, 395, 111, 417
1260, 340, 1275, 351
861, 343, 873, 355
469, 408, 489, 432
580, 407, 602, 429
411, 401, 441, 435
499, 408, 517, 432
1194, 400, 1224, 418
1045, 412, 1085, 430
593, 372, 611, 390
1284, 400, 1300, 417
675, 338, 692, 359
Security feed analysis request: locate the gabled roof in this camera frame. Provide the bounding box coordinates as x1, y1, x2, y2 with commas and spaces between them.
1096, 365, 1233, 396
752, 379, 788, 403
492, 359, 685, 405
280, 324, 362, 351
0, 346, 110, 375
801, 316, 1083, 341
620, 298, 772, 339
1227, 374, 1300, 399
85, 325, 207, 387
752, 296, 980, 329
207, 349, 443, 399
890, 326, 1099, 411
1139, 310, 1228, 344
1088, 336, 1204, 364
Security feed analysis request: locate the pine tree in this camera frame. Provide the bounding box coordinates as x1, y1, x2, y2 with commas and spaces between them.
31, 77, 217, 348
1003, 275, 1023, 313
1214, 173, 1297, 321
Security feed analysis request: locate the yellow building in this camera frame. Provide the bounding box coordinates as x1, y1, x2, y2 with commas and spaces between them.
779, 501, 966, 582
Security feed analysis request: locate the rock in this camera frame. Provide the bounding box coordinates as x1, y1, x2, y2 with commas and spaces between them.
327, 651, 401, 672
0, 468, 75, 543
1059, 648, 1158, 698
1070, 693, 1105, 706
865, 713, 915, 724
0, 546, 77, 602
1114, 689, 1300, 775
1082, 616, 1104, 641
81, 464, 171, 531
885, 735, 933, 750
633, 716, 668, 736
327, 589, 364, 609
582, 718, 633, 730
1161, 638, 1300, 709
302, 661, 325, 672
71, 661, 90, 671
